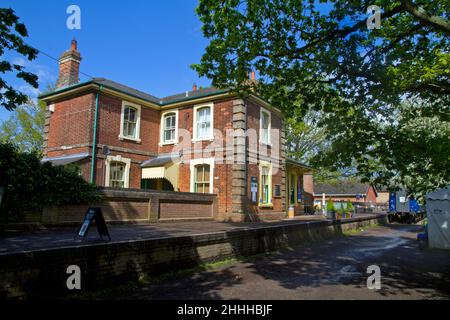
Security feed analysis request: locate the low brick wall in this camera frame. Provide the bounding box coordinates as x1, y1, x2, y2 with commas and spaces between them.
0, 214, 386, 298
42, 188, 218, 224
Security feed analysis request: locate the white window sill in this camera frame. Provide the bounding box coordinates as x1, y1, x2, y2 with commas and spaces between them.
192, 137, 214, 143
159, 141, 178, 146
259, 141, 272, 147
118, 135, 141, 143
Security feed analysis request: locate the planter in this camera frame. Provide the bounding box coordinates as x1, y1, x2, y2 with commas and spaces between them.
326, 211, 336, 220
288, 206, 295, 218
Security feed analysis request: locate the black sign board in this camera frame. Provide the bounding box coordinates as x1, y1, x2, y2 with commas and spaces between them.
76, 207, 111, 241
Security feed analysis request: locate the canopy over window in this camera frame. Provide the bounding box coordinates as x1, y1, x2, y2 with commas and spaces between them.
42, 152, 90, 166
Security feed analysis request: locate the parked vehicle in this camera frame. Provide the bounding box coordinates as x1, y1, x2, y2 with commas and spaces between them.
388, 191, 424, 223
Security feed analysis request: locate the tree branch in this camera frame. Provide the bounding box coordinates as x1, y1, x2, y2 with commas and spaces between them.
402, 0, 450, 35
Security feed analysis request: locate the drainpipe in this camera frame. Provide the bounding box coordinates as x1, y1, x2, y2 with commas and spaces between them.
90, 85, 103, 184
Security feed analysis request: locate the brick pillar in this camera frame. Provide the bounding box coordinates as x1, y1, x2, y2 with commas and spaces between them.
43, 107, 51, 156
231, 99, 247, 216
303, 171, 314, 210
280, 126, 286, 213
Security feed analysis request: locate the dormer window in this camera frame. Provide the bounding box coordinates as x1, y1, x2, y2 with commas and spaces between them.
119, 101, 141, 142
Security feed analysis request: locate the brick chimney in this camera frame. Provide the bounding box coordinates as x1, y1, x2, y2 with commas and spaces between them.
192, 83, 197, 91
56, 38, 82, 88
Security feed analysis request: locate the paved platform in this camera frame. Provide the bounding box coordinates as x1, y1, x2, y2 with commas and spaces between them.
109, 224, 450, 300
0, 214, 363, 255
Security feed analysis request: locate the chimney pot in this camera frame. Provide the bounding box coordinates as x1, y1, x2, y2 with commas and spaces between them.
193, 83, 197, 91
71, 38, 77, 51
251, 71, 255, 80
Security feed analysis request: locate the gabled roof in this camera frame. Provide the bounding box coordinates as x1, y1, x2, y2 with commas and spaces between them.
314, 182, 372, 196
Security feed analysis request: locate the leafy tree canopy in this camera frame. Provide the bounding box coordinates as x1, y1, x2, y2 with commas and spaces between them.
0, 8, 38, 111
194, 0, 449, 196
0, 97, 46, 155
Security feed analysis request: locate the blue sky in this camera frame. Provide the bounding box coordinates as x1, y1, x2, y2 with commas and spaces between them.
1, 0, 211, 121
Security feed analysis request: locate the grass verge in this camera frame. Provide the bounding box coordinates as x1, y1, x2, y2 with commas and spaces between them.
342, 223, 381, 236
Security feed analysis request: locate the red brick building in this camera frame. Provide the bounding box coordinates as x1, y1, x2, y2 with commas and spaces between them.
40, 40, 313, 221
313, 182, 378, 209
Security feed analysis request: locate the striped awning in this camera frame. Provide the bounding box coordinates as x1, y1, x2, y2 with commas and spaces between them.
141, 154, 180, 189
142, 166, 165, 179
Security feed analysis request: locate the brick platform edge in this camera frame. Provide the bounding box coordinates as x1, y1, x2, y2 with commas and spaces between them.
0, 214, 387, 298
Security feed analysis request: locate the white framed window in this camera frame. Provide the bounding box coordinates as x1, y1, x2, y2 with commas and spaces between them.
193, 103, 214, 141
160, 110, 178, 145
194, 164, 210, 193
190, 158, 215, 194
260, 107, 271, 145
259, 161, 272, 206
109, 162, 125, 188
105, 155, 131, 188
119, 101, 141, 142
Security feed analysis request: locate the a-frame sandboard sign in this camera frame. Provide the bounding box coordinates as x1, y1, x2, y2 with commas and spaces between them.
75, 207, 111, 241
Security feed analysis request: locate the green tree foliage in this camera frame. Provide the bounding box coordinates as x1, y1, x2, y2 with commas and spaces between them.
285, 110, 326, 163
314, 99, 450, 197
347, 201, 355, 213
0, 8, 39, 111
0, 142, 102, 222
285, 109, 358, 182
0, 98, 46, 155
326, 200, 335, 213
194, 0, 449, 195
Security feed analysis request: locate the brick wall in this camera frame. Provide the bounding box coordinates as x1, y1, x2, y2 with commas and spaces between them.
42, 188, 218, 224
97, 93, 160, 154
244, 100, 285, 220
46, 93, 95, 157
45, 91, 289, 221
366, 185, 377, 203
0, 214, 387, 298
